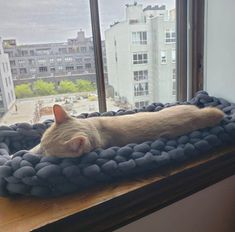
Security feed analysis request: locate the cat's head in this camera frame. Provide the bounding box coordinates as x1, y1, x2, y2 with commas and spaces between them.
39, 104, 92, 157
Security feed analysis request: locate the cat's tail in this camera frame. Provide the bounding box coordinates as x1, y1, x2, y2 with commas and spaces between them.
199, 107, 224, 127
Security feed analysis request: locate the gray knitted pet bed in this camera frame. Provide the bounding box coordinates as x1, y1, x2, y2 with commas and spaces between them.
0, 91, 235, 197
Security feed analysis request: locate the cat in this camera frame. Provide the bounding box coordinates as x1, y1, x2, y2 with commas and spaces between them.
30, 104, 224, 157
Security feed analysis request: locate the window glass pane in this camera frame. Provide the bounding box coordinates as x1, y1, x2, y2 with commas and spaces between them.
0, 1, 110, 124
100, 0, 176, 110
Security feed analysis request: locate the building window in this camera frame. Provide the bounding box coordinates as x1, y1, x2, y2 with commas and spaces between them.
36, 49, 50, 55
5, 78, 8, 87
77, 65, 83, 70
75, 57, 83, 63
135, 101, 149, 109
49, 58, 54, 63
19, 68, 27, 74
85, 63, 92, 69
134, 82, 149, 96
132, 31, 147, 45
84, 57, 91, 62
65, 66, 74, 71
21, 50, 28, 56
160, 51, 167, 64
11, 68, 17, 74
38, 59, 46, 64
80, 47, 87, 52
29, 68, 36, 73
18, 60, 26, 65
8, 92, 11, 102
165, 29, 176, 43
172, 68, 176, 96
59, 48, 67, 54
11, 90, 14, 100
39, 66, 48, 72
28, 59, 35, 65
58, 66, 63, 70
172, 50, 176, 63
133, 70, 148, 81
8, 76, 11, 85
57, 57, 62, 63
30, 50, 35, 56
50, 67, 56, 72
133, 52, 148, 64
65, 57, 73, 62
10, 60, 16, 66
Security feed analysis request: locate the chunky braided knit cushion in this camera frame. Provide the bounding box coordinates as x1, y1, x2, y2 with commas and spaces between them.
0, 91, 235, 197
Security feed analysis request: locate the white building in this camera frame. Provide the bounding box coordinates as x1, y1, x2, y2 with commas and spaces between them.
0, 38, 16, 116
105, 3, 176, 108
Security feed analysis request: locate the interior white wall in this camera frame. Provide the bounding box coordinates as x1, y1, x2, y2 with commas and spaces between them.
115, 176, 235, 232
204, 0, 235, 102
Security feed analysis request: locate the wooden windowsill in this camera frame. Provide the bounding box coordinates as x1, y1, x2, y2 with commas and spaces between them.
0, 146, 234, 232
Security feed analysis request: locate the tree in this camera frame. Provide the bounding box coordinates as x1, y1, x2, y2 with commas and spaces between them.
58, 80, 77, 93
76, 80, 96, 92
15, 83, 33, 98
33, 80, 56, 96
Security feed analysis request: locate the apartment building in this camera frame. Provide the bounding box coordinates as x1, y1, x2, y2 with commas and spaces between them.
105, 3, 176, 108
0, 38, 16, 116
3, 30, 106, 80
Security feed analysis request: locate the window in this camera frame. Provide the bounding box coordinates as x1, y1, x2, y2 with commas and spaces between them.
19, 68, 27, 74
8, 92, 11, 102
39, 66, 48, 72
132, 31, 147, 44
165, 29, 176, 43
57, 57, 62, 63
172, 50, 176, 63
36, 49, 50, 55
65, 66, 74, 71
11, 90, 14, 100
18, 60, 26, 65
135, 101, 149, 108
172, 68, 176, 96
134, 82, 149, 96
8, 76, 11, 85
134, 70, 148, 81
65, 57, 73, 62
30, 50, 35, 56
80, 47, 87, 52
59, 48, 67, 54
0, 0, 183, 126
21, 50, 28, 56
10, 60, 16, 66
85, 63, 92, 69
5, 78, 8, 87
11, 68, 17, 74
38, 59, 46, 64
50, 67, 56, 72
29, 68, 36, 73
160, 51, 167, 64
133, 52, 148, 64
75, 57, 83, 63
77, 65, 83, 70
28, 59, 35, 65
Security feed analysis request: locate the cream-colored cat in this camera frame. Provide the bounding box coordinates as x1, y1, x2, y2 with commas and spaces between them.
31, 104, 224, 157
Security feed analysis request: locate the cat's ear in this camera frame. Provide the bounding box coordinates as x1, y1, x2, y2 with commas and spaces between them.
65, 136, 87, 154
53, 104, 69, 124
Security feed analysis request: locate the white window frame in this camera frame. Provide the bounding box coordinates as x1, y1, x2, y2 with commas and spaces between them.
133, 52, 148, 65
132, 31, 147, 45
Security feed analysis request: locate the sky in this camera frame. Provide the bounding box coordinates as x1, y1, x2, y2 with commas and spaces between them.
0, 0, 175, 45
